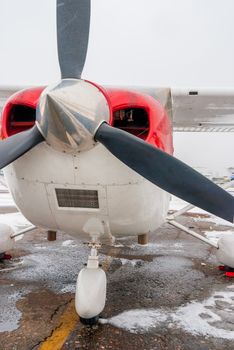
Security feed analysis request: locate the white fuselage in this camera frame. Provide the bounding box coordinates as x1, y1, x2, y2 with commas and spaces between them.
4, 142, 170, 242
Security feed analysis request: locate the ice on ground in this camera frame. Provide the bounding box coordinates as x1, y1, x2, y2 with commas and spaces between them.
170, 195, 234, 227
194, 215, 234, 228
119, 258, 144, 267
227, 285, 234, 290
169, 196, 189, 212
172, 195, 234, 228
7, 236, 88, 295
170, 196, 210, 215
128, 241, 184, 254
173, 290, 234, 339
204, 230, 234, 245
62, 240, 77, 247
0, 233, 85, 332
0, 289, 23, 332
103, 289, 234, 339
0, 237, 87, 327
60, 284, 76, 294
100, 309, 167, 333
113, 243, 124, 248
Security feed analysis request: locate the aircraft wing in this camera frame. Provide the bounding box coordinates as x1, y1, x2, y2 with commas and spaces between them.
106, 86, 234, 132
172, 88, 234, 132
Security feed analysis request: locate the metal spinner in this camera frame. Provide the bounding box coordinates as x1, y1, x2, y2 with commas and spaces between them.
36, 79, 110, 153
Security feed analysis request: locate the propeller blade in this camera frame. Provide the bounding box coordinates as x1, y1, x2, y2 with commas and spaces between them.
95, 123, 234, 223
0, 126, 44, 169
57, 0, 91, 79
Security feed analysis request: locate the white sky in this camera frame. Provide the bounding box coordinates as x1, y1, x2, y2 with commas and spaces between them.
1, 0, 234, 87
0, 0, 233, 172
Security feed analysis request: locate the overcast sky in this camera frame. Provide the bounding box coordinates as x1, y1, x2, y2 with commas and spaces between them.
0, 0, 233, 172
1, 0, 234, 87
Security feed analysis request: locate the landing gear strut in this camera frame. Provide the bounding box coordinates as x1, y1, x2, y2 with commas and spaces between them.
75, 241, 106, 325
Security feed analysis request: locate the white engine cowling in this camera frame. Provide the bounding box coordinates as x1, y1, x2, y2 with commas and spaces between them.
75, 267, 107, 319
0, 223, 14, 253
216, 236, 234, 268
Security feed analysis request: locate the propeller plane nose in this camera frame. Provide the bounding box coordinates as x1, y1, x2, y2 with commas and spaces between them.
36, 79, 111, 153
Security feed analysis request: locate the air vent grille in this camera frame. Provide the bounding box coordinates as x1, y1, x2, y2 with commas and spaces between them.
55, 189, 99, 208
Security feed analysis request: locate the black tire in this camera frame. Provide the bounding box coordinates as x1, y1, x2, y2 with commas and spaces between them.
80, 315, 99, 326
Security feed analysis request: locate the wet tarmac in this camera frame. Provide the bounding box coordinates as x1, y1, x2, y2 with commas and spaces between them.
0, 209, 234, 350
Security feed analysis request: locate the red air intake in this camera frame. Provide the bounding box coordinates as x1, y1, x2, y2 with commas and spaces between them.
1, 87, 44, 139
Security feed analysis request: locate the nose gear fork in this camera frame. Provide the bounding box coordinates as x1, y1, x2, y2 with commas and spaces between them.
75, 239, 106, 326
87, 241, 101, 269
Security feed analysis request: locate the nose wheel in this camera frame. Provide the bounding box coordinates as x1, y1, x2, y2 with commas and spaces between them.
75, 241, 106, 325
79, 315, 100, 326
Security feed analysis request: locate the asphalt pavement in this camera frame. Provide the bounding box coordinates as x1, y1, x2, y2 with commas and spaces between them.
0, 211, 234, 350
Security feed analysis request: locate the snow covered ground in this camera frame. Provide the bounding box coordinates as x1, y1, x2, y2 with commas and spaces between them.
101, 288, 234, 339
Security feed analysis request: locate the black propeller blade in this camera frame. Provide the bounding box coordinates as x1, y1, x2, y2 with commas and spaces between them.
0, 0, 91, 169
95, 123, 234, 223
57, 0, 91, 79
0, 126, 44, 169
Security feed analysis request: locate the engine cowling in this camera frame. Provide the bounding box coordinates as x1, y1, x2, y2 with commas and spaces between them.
1, 86, 173, 155
1, 87, 44, 139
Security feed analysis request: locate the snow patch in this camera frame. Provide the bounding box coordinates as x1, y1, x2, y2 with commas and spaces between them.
119, 258, 143, 267
103, 289, 234, 339
7, 238, 87, 294
204, 230, 234, 245
101, 309, 167, 333
62, 240, 76, 247
60, 284, 76, 294
113, 243, 124, 248
169, 196, 189, 211
129, 241, 184, 254
173, 291, 234, 339
195, 216, 234, 228
170, 194, 234, 227
0, 290, 23, 332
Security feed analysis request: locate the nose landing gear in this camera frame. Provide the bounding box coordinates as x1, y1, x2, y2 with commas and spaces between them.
75, 241, 107, 326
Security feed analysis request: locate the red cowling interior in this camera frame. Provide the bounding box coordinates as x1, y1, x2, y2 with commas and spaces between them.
105, 88, 173, 154
1, 85, 173, 155
1, 87, 44, 138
